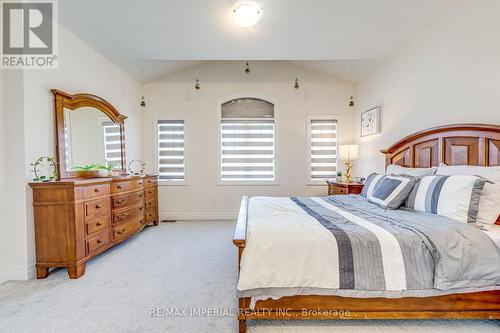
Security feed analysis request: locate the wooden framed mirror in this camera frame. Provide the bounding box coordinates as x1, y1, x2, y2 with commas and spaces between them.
52, 89, 127, 179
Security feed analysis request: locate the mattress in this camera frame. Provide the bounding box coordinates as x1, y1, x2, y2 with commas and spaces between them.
238, 195, 500, 299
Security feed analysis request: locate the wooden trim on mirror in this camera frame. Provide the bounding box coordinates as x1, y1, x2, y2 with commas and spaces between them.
52, 89, 128, 179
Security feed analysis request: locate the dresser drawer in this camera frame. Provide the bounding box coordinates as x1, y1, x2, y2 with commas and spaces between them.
85, 214, 111, 236
145, 210, 157, 223
112, 191, 144, 209
145, 199, 156, 212
144, 177, 157, 188
83, 183, 110, 199
86, 231, 111, 255
84, 198, 111, 219
112, 216, 144, 240
112, 203, 144, 224
144, 187, 156, 201
111, 179, 144, 194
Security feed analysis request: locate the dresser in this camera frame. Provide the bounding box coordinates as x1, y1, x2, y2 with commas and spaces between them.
29, 175, 159, 279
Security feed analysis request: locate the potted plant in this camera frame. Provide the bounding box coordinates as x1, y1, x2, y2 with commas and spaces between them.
94, 163, 113, 177
73, 163, 113, 178
336, 171, 342, 182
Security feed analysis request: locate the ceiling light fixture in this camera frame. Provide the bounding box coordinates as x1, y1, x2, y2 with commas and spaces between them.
232, 1, 263, 28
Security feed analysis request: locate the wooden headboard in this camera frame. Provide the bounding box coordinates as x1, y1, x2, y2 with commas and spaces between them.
381, 124, 500, 168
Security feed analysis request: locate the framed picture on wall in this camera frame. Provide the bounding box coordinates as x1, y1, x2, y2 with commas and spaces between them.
361, 106, 381, 137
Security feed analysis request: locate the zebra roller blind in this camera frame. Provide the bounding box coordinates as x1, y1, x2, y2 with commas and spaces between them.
309, 119, 338, 180
220, 98, 275, 181
157, 120, 185, 181
102, 121, 122, 169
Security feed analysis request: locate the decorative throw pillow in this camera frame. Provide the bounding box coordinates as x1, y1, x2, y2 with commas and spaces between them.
368, 174, 418, 209
405, 175, 486, 224
436, 163, 500, 227
386, 164, 437, 177
361, 173, 384, 197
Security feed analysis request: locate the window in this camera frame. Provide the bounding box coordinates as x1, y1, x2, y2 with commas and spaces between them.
308, 117, 338, 183
102, 121, 122, 169
220, 98, 275, 183
157, 120, 185, 182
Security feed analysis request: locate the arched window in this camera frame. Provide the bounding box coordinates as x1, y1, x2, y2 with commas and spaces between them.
219, 98, 275, 183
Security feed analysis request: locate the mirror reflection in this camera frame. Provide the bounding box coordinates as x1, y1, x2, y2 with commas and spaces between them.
63, 107, 123, 171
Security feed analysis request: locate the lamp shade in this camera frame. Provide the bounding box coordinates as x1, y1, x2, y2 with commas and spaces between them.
339, 144, 359, 160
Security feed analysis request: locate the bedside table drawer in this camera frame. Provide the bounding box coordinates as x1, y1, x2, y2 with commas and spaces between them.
327, 181, 364, 195
331, 186, 348, 195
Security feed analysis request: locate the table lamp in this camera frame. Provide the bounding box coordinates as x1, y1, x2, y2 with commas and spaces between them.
339, 144, 359, 183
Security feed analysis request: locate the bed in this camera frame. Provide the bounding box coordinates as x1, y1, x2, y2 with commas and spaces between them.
233, 124, 500, 333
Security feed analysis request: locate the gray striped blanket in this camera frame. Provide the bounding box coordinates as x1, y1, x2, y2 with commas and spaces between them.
237, 195, 500, 293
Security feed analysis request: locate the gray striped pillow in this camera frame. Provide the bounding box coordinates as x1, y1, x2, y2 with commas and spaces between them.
368, 174, 418, 209
361, 173, 384, 197
405, 175, 486, 224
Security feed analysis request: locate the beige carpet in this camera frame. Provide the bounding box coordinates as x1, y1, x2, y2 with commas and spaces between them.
0, 221, 498, 333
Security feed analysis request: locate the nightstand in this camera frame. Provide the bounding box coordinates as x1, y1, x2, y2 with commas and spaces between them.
326, 180, 364, 195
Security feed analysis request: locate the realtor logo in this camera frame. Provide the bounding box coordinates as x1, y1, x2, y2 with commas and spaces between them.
1, 0, 58, 68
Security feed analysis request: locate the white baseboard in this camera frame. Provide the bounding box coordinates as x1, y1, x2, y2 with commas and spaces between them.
0, 263, 36, 284
159, 212, 238, 221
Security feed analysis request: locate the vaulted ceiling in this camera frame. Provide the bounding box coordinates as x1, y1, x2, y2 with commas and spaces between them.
59, 0, 459, 82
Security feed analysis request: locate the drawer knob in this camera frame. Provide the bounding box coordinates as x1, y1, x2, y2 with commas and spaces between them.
139, 206, 143, 211
97, 239, 102, 244
95, 204, 102, 209
117, 229, 125, 235
96, 222, 102, 226
116, 185, 123, 189
140, 219, 145, 224
139, 194, 143, 198
117, 199, 125, 204
148, 191, 152, 194
94, 188, 100, 193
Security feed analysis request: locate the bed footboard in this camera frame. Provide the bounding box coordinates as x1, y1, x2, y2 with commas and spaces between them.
233, 196, 250, 333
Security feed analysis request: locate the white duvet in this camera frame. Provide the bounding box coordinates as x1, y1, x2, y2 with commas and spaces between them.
237, 196, 341, 291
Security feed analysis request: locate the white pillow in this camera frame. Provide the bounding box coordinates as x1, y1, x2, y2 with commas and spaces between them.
386, 164, 437, 177
436, 163, 500, 226
405, 175, 486, 224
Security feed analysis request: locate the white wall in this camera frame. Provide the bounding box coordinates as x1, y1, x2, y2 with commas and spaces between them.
0, 25, 142, 283
0, 70, 26, 284
0, 68, 4, 281
353, 0, 500, 176
142, 61, 354, 220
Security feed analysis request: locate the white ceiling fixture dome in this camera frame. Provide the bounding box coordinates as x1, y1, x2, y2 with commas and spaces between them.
232, 1, 263, 28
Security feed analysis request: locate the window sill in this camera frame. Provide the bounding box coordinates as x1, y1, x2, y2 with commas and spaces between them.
307, 181, 329, 186
217, 180, 279, 186
158, 180, 189, 186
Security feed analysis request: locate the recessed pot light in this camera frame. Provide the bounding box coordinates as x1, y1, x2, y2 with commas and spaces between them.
232, 1, 263, 28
